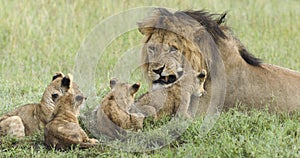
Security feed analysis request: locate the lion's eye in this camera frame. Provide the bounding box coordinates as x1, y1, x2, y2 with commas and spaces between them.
147, 46, 156, 54
169, 46, 178, 53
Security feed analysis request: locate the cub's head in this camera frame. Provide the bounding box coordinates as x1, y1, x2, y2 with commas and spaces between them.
52, 74, 86, 117
41, 72, 83, 112
108, 78, 140, 112
193, 69, 207, 97
172, 69, 207, 97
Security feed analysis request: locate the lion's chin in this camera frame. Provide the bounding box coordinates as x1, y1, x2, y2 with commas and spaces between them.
152, 83, 164, 90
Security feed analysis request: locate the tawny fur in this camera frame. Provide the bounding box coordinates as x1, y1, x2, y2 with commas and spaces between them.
91, 70, 206, 137
131, 70, 207, 119
0, 72, 83, 137
138, 8, 300, 114
44, 74, 98, 150
98, 80, 144, 130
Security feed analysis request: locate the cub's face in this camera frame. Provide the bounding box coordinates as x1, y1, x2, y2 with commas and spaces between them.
54, 92, 86, 117
109, 79, 140, 112
51, 74, 86, 117
41, 72, 83, 112
193, 69, 207, 97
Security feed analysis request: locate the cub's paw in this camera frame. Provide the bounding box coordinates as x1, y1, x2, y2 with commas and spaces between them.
89, 138, 99, 144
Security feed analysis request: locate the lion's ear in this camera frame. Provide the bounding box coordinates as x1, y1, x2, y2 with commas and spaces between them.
109, 78, 118, 89
52, 72, 65, 81
61, 73, 73, 93
138, 27, 154, 36
130, 83, 140, 95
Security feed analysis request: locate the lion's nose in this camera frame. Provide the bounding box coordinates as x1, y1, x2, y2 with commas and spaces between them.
152, 65, 165, 75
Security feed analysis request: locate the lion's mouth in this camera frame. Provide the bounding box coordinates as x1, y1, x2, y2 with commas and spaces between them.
153, 71, 183, 85
153, 75, 176, 84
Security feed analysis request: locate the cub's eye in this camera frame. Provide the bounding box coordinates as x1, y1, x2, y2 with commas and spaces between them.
75, 95, 84, 102
147, 46, 156, 54
169, 46, 178, 53
51, 93, 59, 101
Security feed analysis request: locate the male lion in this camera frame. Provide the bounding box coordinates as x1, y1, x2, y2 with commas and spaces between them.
138, 8, 300, 114
44, 74, 98, 150
0, 72, 82, 137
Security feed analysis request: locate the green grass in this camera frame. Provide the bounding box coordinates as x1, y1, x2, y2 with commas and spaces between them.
0, 0, 299, 157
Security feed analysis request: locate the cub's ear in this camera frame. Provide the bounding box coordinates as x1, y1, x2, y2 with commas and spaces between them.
109, 78, 118, 89
130, 83, 140, 95
197, 69, 207, 82
61, 73, 73, 93
52, 72, 65, 81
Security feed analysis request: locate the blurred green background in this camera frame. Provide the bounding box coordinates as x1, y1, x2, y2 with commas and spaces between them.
0, 1, 299, 157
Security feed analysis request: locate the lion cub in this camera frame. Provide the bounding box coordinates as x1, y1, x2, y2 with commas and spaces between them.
130, 69, 207, 119
88, 79, 145, 139
44, 74, 98, 150
99, 79, 144, 130
0, 72, 82, 138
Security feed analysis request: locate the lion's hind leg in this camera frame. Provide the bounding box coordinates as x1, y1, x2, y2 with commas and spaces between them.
45, 122, 98, 149
0, 116, 25, 137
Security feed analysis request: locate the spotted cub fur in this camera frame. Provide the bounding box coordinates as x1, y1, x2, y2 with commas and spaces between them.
44, 74, 98, 150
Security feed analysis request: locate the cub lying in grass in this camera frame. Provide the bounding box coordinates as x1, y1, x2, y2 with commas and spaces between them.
87, 79, 146, 139
44, 74, 98, 150
0, 72, 82, 138
100, 79, 145, 130
92, 69, 207, 139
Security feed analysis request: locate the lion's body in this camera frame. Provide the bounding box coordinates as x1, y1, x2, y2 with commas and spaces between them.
213, 28, 300, 112
0, 73, 83, 137
138, 9, 300, 115
44, 74, 98, 150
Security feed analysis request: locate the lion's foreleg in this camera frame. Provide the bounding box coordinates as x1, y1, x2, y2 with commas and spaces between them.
79, 127, 99, 144
176, 91, 192, 119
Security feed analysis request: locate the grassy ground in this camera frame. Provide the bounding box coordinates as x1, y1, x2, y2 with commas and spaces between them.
0, 0, 299, 157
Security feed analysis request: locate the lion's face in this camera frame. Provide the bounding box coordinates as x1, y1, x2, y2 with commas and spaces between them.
142, 31, 192, 89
